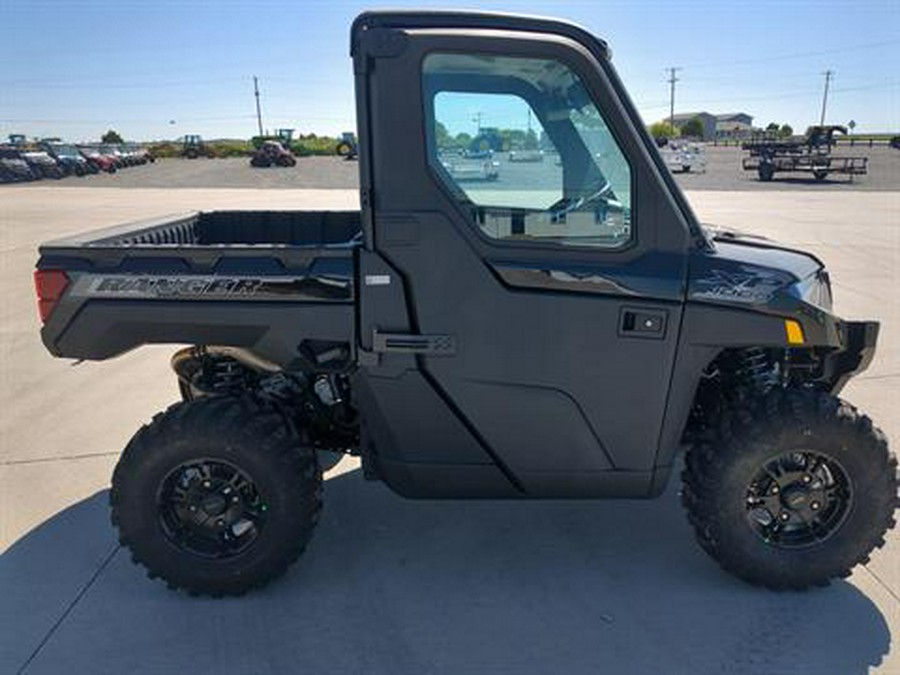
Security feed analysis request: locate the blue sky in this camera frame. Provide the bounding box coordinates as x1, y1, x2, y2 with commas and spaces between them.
2, 0, 898, 142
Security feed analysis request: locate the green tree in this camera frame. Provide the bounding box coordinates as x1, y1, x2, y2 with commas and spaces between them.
649, 121, 679, 139
435, 121, 451, 148
101, 129, 124, 144
766, 122, 780, 133
681, 116, 705, 139
454, 132, 472, 148
778, 124, 793, 138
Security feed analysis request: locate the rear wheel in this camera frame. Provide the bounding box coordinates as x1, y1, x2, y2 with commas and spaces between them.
758, 163, 775, 181
683, 388, 897, 589
336, 141, 352, 157
111, 395, 322, 596
813, 169, 828, 181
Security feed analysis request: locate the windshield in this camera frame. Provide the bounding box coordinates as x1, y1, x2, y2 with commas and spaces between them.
565, 82, 630, 211
50, 144, 80, 157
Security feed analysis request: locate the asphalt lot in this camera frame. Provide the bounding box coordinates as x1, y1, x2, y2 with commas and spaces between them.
1, 185, 898, 674
677, 144, 899, 191
6, 144, 898, 192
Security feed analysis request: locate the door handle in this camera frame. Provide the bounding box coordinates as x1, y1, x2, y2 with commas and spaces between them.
619, 308, 667, 339
372, 329, 457, 355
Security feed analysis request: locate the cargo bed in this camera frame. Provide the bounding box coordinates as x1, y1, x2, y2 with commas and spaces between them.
37, 210, 362, 364
41, 209, 361, 254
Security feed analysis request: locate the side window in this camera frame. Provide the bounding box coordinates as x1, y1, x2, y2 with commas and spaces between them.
424, 53, 632, 249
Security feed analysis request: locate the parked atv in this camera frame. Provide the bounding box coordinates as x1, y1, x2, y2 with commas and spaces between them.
78, 146, 117, 173
0, 147, 42, 181
98, 144, 128, 169
0, 163, 15, 183
21, 151, 65, 179
250, 140, 296, 167
42, 143, 91, 177
126, 143, 154, 164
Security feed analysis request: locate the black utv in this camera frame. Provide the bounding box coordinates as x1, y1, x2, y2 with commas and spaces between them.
0, 147, 41, 182
34, 11, 896, 596
42, 142, 91, 177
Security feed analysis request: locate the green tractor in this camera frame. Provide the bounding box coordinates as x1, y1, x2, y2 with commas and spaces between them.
181, 135, 214, 159
336, 131, 358, 160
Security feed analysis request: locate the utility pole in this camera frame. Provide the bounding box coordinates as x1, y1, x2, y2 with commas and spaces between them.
253, 76, 264, 137
819, 70, 833, 126
472, 111, 483, 134
667, 67, 681, 129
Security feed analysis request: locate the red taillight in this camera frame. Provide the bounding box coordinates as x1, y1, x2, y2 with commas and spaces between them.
34, 269, 69, 323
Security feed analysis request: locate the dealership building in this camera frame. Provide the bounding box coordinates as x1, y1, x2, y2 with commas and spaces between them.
670, 112, 754, 140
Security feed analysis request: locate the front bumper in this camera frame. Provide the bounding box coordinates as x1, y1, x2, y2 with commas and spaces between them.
824, 320, 879, 393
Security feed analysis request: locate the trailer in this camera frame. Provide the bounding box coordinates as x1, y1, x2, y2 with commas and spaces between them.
658, 140, 707, 174
742, 125, 867, 182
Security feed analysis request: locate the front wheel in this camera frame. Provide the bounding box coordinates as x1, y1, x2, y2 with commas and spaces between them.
111, 395, 322, 596
682, 388, 897, 589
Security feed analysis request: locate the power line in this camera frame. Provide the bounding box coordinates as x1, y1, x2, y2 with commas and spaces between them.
0, 115, 258, 124
636, 79, 898, 112
685, 37, 900, 70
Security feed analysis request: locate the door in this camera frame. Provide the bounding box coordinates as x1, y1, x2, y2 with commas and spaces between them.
356, 20, 693, 497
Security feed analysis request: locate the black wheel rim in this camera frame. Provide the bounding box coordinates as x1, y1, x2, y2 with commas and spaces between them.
745, 451, 852, 549
157, 459, 268, 559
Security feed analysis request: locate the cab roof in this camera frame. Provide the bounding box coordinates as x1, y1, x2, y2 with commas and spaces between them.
351, 10, 610, 60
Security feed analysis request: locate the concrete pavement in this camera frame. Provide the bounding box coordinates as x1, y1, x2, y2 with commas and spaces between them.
1, 187, 898, 674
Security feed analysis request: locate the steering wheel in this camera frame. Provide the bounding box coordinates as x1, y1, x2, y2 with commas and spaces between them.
548, 180, 615, 221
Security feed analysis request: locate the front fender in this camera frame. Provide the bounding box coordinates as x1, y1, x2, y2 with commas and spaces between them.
824, 320, 879, 394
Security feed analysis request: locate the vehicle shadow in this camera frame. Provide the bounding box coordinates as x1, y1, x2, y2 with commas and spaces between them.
1, 468, 891, 675
747, 176, 861, 187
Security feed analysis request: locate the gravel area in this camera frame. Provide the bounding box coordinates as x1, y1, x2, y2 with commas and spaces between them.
6, 146, 898, 192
